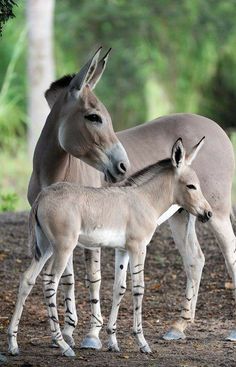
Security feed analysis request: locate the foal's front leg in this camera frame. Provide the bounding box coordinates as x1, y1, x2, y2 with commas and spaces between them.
129, 244, 151, 353
80, 248, 103, 349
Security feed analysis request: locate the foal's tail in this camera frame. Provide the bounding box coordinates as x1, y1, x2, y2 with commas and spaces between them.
28, 192, 42, 261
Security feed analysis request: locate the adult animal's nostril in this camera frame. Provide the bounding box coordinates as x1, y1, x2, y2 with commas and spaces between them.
207, 211, 213, 218
117, 161, 127, 174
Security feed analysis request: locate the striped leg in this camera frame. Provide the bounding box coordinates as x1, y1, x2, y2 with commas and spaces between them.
209, 214, 236, 341
80, 248, 103, 350
163, 211, 205, 340
43, 248, 76, 357
61, 255, 78, 347
8, 228, 52, 355
129, 244, 151, 353
107, 249, 129, 352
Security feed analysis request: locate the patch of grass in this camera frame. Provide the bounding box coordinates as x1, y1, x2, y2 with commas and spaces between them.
0, 191, 18, 212
0, 144, 31, 211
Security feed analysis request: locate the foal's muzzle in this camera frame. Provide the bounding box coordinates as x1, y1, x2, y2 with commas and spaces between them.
198, 210, 213, 223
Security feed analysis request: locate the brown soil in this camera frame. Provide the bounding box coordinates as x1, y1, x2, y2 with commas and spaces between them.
0, 212, 236, 367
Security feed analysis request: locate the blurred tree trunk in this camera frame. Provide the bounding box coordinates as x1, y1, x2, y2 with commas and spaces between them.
27, 0, 55, 159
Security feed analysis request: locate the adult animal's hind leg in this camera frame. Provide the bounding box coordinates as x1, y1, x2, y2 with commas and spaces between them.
80, 248, 103, 350
8, 227, 52, 355
163, 211, 205, 340
209, 214, 236, 340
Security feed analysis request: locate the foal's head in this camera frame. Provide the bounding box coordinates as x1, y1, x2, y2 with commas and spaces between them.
45, 47, 129, 183
171, 137, 212, 222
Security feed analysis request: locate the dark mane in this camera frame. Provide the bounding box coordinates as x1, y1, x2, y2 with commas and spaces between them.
47, 74, 76, 92
121, 158, 172, 187
44, 74, 76, 106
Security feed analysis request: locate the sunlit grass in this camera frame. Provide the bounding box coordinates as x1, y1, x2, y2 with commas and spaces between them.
0, 144, 31, 211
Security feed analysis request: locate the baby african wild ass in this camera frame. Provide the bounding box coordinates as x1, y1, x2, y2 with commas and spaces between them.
8, 138, 212, 357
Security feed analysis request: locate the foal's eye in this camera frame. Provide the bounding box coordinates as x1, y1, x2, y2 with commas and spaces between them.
186, 184, 197, 190
84, 114, 102, 123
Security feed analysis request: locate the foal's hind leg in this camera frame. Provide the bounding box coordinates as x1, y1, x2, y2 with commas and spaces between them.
209, 214, 236, 340
163, 211, 205, 340
43, 242, 77, 357
8, 227, 52, 355
80, 248, 103, 350
61, 255, 78, 348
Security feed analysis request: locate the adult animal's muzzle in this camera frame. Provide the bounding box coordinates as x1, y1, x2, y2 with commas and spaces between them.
198, 210, 213, 223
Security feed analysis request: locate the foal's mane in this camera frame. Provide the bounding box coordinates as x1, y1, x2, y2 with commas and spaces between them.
121, 158, 172, 187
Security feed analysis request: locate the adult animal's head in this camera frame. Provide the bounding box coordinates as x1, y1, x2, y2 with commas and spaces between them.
45, 47, 129, 183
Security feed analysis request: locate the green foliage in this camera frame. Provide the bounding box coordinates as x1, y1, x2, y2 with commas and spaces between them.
0, 27, 27, 151
0, 190, 18, 211
0, 0, 17, 36
0, 145, 31, 212
54, 0, 236, 129
199, 49, 236, 129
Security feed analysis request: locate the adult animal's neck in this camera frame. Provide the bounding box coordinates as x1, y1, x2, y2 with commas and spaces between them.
32, 107, 71, 189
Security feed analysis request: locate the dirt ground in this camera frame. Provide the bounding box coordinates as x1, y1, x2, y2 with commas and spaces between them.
0, 212, 236, 367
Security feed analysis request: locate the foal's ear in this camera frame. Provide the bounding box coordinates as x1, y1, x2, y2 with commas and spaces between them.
87, 48, 111, 90
69, 47, 102, 98
171, 138, 185, 169
186, 136, 205, 166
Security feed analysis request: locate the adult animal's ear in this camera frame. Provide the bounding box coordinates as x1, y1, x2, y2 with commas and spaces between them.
171, 138, 185, 169
69, 47, 102, 98
87, 48, 111, 90
186, 136, 205, 166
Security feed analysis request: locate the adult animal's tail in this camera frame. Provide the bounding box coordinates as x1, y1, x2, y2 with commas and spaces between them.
28, 192, 42, 261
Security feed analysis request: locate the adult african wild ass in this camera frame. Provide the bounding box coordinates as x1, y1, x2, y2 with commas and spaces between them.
8, 138, 212, 356
8, 48, 235, 352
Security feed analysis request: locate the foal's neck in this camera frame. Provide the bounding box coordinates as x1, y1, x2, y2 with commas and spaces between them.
135, 169, 174, 217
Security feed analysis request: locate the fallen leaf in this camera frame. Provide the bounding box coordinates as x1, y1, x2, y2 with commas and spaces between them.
225, 282, 234, 290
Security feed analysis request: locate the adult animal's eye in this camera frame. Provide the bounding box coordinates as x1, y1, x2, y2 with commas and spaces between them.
84, 114, 102, 123
186, 184, 197, 190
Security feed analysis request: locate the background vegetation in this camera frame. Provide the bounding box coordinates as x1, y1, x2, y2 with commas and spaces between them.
1, 0, 236, 211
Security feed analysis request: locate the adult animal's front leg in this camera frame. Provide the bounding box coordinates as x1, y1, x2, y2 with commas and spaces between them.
107, 249, 129, 352
163, 211, 205, 340
80, 248, 103, 350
